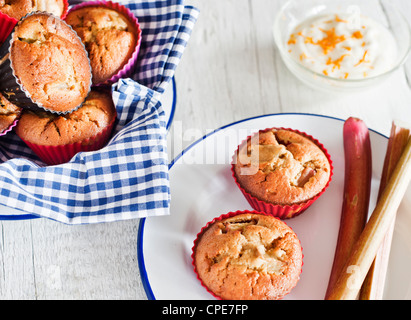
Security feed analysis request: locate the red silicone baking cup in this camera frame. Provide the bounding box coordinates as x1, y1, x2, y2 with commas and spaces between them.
0, 11, 17, 45
18, 116, 116, 166
65, 0, 142, 86
60, 0, 69, 20
231, 127, 333, 219
191, 210, 304, 300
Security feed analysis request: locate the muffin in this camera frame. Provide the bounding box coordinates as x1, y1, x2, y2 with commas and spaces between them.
232, 128, 332, 219
0, 0, 68, 21
65, 2, 141, 85
15, 90, 117, 165
0, 12, 92, 114
0, 92, 21, 135
192, 211, 303, 300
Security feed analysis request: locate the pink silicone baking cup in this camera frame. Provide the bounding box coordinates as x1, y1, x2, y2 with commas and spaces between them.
18, 116, 116, 166
191, 210, 304, 300
0, 11, 17, 45
65, 0, 142, 86
231, 127, 333, 219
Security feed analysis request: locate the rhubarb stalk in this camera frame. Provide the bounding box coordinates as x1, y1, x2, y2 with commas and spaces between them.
326, 134, 411, 300
359, 122, 410, 300
324, 117, 372, 299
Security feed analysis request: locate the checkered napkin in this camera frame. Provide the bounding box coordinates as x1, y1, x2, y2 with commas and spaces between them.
0, 0, 199, 224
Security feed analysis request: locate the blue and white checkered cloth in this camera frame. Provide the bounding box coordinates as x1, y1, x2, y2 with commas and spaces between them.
0, 0, 199, 224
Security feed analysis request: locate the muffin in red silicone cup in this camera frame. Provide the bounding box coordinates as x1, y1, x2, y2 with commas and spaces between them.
0, 0, 68, 21
0, 11, 92, 115
0, 92, 21, 137
231, 128, 333, 219
14, 90, 117, 166
191, 210, 303, 300
65, 0, 142, 86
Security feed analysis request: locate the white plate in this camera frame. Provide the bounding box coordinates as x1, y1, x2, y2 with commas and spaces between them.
138, 112, 411, 300
0, 77, 177, 220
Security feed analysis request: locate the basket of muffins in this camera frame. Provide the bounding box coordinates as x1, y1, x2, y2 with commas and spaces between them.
0, 0, 142, 165
191, 127, 333, 300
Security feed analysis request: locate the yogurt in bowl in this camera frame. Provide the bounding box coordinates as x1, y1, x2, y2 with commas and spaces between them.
287, 13, 397, 80
273, 0, 411, 92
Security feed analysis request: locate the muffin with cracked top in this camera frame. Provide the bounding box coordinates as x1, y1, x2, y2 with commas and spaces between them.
192, 211, 303, 300
0, 0, 67, 21
1, 12, 92, 114
15, 90, 116, 165
232, 128, 332, 219
65, 2, 141, 85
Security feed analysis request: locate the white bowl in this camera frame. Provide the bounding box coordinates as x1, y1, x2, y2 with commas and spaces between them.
273, 0, 411, 92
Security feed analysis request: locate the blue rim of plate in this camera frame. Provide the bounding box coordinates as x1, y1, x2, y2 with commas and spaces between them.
137, 112, 388, 300
0, 77, 177, 221
166, 76, 177, 131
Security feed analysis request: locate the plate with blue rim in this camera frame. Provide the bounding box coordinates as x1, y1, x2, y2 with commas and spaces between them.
137, 112, 411, 300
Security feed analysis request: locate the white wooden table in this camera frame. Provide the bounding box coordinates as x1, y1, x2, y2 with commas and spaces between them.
2, 0, 411, 299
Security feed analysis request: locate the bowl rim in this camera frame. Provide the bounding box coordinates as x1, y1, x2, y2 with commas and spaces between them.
273, 0, 411, 85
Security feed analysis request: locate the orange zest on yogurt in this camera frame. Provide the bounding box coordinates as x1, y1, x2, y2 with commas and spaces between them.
335, 15, 347, 23
287, 33, 297, 45
352, 31, 363, 39
286, 13, 397, 80
316, 28, 346, 54
354, 50, 370, 67
327, 54, 347, 71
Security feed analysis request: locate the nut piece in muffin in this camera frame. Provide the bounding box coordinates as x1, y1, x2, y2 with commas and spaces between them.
0, 92, 21, 134
65, 6, 138, 84
0, 0, 66, 21
193, 212, 303, 300
233, 128, 331, 206
10, 12, 92, 113
15, 90, 116, 146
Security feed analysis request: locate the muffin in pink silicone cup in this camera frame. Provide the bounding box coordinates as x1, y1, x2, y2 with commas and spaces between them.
191, 210, 303, 300
0, 0, 68, 21
0, 92, 21, 136
65, 0, 142, 86
232, 128, 333, 219
15, 90, 117, 165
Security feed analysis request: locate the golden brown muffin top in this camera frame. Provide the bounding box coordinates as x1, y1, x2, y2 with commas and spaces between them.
10, 13, 91, 113
194, 213, 303, 300
0, 92, 21, 133
0, 0, 65, 20
234, 129, 331, 205
15, 90, 116, 146
65, 6, 137, 84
